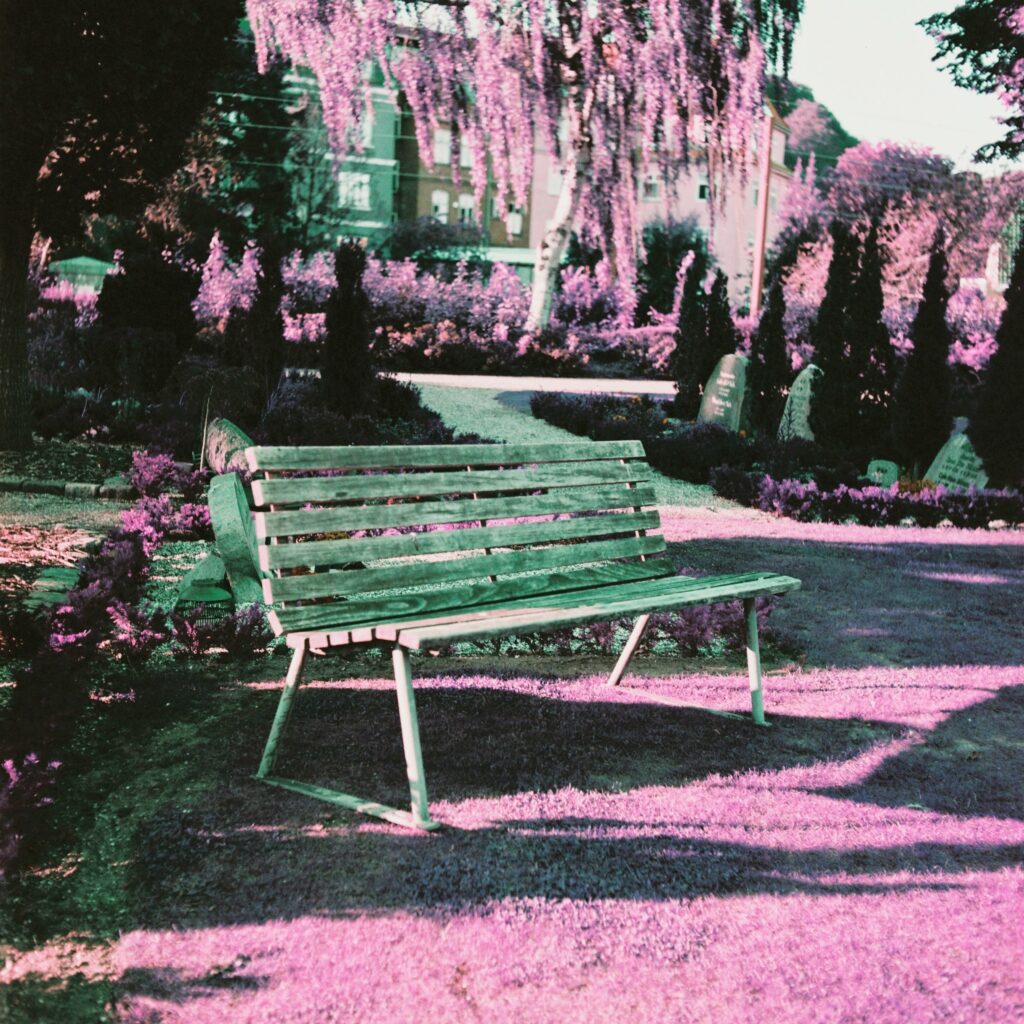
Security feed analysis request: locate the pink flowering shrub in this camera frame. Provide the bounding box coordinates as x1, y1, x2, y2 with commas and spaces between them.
128, 450, 209, 501
193, 232, 260, 324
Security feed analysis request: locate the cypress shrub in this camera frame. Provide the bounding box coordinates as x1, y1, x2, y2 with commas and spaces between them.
322, 242, 375, 417
971, 231, 1024, 488
891, 231, 953, 476
747, 276, 790, 435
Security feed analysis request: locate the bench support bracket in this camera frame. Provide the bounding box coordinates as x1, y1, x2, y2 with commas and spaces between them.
254, 640, 440, 830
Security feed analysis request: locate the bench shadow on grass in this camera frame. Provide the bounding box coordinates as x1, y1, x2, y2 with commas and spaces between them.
664, 537, 1024, 669
120, 680, 1021, 935
822, 684, 1024, 821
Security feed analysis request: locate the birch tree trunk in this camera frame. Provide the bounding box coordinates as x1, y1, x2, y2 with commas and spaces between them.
525, 140, 591, 332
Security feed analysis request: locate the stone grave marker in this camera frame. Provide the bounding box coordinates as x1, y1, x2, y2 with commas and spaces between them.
867, 459, 900, 487
777, 363, 821, 442
697, 354, 749, 433
924, 427, 989, 490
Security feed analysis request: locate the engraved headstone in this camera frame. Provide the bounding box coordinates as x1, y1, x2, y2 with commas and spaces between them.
867, 459, 900, 487
924, 428, 989, 490
697, 354, 749, 433
777, 364, 822, 442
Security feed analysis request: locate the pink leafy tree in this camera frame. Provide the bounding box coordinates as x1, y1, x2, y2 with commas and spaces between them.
245, 0, 803, 329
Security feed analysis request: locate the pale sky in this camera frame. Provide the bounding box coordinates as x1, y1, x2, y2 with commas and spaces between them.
789, 0, 1018, 172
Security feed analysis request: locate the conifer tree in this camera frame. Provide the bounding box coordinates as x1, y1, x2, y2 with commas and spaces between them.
705, 270, 741, 378
670, 250, 711, 419
971, 231, 1024, 488
891, 230, 953, 476
247, 240, 286, 403
809, 220, 861, 451
748, 276, 791, 435
323, 242, 375, 418
847, 219, 895, 454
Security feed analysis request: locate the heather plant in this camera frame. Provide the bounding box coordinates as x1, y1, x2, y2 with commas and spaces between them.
892, 231, 954, 476
971, 232, 1024, 488
322, 242, 375, 417
0, 754, 60, 878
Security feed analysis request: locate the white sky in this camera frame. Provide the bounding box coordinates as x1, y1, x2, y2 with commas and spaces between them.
788, 0, 1018, 172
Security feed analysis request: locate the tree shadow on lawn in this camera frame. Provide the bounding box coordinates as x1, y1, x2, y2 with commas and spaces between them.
825, 684, 1024, 821
666, 537, 1024, 669
116, 678, 1024, 931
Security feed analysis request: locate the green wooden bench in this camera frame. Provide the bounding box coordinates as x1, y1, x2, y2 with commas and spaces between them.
241, 440, 801, 830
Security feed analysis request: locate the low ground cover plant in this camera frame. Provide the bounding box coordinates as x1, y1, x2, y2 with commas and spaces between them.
531, 391, 1024, 527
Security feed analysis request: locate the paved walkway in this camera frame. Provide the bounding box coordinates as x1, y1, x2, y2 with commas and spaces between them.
396, 371, 675, 396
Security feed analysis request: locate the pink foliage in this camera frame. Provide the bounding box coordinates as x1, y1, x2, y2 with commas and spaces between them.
193, 232, 260, 324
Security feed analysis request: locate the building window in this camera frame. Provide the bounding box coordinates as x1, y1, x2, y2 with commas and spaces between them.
507, 204, 524, 237
458, 193, 475, 225
771, 128, 787, 165
752, 186, 759, 207
459, 143, 473, 169
339, 171, 371, 211
433, 127, 451, 165
642, 174, 660, 201
697, 178, 709, 201
431, 189, 450, 222
770, 191, 777, 214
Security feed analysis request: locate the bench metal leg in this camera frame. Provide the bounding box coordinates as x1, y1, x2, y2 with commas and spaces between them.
606, 614, 650, 686
392, 646, 437, 829
744, 598, 768, 726
257, 640, 308, 778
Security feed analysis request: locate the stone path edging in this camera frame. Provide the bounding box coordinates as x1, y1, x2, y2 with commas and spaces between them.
0, 476, 135, 501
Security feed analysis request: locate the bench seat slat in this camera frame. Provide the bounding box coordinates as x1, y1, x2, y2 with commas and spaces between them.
395, 573, 803, 650
265, 533, 667, 604
269, 558, 678, 637
255, 484, 658, 540
263, 509, 662, 571
248, 440, 645, 472
252, 460, 650, 507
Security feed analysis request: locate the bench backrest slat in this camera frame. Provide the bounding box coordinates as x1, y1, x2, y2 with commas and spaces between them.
271, 558, 678, 636
245, 441, 663, 618
254, 483, 658, 540
261, 509, 661, 572
251, 460, 650, 507
265, 533, 666, 604
248, 440, 645, 473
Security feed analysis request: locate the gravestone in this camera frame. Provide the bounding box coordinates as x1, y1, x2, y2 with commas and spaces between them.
777, 363, 821, 442
697, 354, 749, 433
924, 427, 989, 490
867, 460, 900, 487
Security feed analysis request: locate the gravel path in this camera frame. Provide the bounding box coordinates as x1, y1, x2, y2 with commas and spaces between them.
416, 383, 752, 512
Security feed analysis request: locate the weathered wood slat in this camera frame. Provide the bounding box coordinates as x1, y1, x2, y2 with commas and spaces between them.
255, 484, 658, 540
269, 558, 678, 637
265, 533, 668, 604
252, 460, 651, 508
338, 570, 777, 644
396, 574, 803, 649
208, 473, 265, 606
247, 440, 645, 473
262, 509, 661, 571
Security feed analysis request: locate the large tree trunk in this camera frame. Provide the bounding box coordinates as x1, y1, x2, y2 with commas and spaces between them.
0, 163, 36, 451
525, 141, 590, 332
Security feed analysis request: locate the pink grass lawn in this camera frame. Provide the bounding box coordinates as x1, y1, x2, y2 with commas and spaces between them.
13, 509, 1024, 1022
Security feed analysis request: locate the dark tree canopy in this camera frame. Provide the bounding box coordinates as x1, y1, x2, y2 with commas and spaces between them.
971, 233, 1024, 488
891, 232, 954, 475
923, 2, 1024, 162
0, 1, 242, 449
